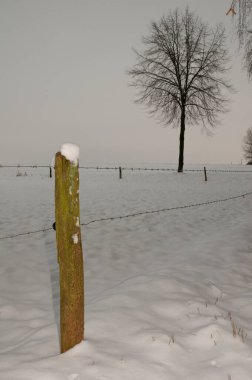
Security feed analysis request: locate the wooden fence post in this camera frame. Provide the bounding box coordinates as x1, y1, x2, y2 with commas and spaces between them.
55, 146, 84, 353
49, 166, 52, 178
204, 166, 207, 182
119, 166, 122, 179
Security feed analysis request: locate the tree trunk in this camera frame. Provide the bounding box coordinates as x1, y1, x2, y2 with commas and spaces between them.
178, 107, 186, 173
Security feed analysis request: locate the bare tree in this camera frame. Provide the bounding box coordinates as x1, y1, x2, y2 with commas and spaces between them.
226, 0, 252, 75
128, 8, 232, 172
242, 127, 252, 163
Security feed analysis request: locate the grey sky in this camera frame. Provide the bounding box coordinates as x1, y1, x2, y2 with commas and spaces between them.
1, 0, 251, 165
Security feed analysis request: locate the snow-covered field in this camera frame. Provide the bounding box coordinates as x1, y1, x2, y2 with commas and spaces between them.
1, 165, 252, 380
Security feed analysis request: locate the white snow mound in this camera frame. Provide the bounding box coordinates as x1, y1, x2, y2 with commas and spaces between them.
60, 143, 80, 164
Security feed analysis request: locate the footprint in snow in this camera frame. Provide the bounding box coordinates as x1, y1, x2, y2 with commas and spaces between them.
68, 375, 79, 380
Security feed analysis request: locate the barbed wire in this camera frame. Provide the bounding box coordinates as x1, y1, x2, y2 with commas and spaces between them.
0, 227, 53, 241
1, 164, 252, 173
81, 191, 252, 226
122, 167, 252, 173
184, 168, 252, 173
1, 190, 252, 241
0, 165, 50, 168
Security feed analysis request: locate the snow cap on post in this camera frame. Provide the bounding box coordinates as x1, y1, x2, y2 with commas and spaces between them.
60, 143, 80, 165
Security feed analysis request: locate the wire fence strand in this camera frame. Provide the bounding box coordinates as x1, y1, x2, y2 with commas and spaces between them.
0, 165, 51, 168
0, 227, 53, 241
1, 165, 252, 173
81, 191, 252, 226
1, 190, 252, 241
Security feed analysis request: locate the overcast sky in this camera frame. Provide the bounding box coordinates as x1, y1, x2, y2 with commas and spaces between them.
1, 0, 252, 165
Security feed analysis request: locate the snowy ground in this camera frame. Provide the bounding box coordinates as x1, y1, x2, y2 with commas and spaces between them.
1, 165, 252, 380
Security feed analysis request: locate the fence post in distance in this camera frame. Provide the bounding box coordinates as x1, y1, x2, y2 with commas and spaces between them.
204, 166, 207, 182
119, 166, 122, 179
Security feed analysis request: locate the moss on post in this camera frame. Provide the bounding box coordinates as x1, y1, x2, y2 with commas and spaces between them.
55, 151, 84, 353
